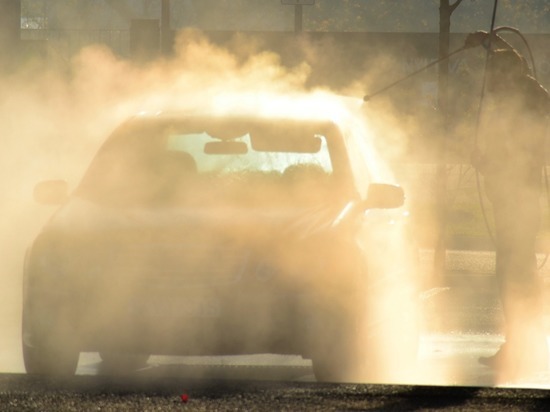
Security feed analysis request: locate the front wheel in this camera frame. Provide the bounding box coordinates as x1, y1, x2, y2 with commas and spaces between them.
309, 291, 420, 383
22, 302, 80, 375
22, 340, 79, 376
311, 341, 364, 383
310, 306, 367, 383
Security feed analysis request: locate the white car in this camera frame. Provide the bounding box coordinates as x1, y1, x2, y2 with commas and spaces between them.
23, 110, 420, 382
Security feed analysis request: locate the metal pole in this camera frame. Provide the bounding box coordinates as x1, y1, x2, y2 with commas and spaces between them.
0, 0, 21, 71
432, 0, 452, 287
295, 4, 303, 33
161, 0, 170, 55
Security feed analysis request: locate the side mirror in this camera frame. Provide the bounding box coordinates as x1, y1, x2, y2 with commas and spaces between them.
363, 183, 404, 209
33, 180, 69, 205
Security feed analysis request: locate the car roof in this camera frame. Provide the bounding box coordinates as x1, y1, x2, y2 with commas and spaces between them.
128, 111, 343, 130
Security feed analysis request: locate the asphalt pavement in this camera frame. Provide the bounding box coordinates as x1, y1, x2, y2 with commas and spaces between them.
3, 373, 550, 411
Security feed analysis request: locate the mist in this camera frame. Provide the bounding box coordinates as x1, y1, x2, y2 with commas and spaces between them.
2, 18, 548, 387
0, 27, 419, 379
0, 24, 446, 382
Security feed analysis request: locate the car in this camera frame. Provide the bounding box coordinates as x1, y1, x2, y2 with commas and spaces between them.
22, 103, 421, 382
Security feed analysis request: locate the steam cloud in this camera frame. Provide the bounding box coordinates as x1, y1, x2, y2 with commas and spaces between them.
0, 27, 481, 384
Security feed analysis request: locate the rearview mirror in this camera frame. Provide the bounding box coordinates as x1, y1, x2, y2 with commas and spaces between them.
251, 133, 322, 153
363, 183, 404, 209
33, 180, 69, 205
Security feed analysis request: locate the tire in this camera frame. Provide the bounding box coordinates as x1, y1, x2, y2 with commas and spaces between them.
364, 300, 420, 383
99, 352, 150, 372
310, 306, 366, 383
22, 301, 80, 376
310, 289, 420, 384
312, 345, 363, 383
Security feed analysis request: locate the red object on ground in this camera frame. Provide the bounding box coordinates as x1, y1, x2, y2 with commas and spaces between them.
180, 394, 189, 403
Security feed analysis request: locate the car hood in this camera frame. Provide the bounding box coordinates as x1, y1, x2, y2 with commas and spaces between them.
35, 196, 358, 286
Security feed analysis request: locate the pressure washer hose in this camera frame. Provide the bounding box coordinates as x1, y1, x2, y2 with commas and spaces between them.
472, 1, 499, 248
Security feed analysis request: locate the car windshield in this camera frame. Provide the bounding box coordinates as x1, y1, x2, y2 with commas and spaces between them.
76, 116, 355, 208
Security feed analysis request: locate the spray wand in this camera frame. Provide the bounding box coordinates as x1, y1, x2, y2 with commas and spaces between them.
363, 46, 469, 102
